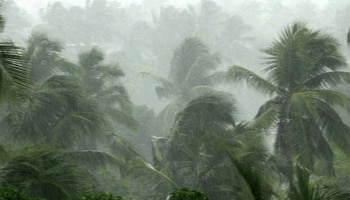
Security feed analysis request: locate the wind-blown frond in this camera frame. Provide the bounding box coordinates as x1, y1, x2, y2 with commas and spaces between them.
126, 159, 177, 200
304, 71, 350, 89
139, 72, 178, 99
226, 65, 278, 95
99, 63, 125, 79
226, 150, 276, 200
173, 94, 236, 135
0, 42, 29, 100
64, 150, 124, 169
0, 148, 90, 200
105, 108, 138, 130
316, 102, 350, 155
289, 164, 350, 200
169, 37, 210, 85
108, 133, 143, 162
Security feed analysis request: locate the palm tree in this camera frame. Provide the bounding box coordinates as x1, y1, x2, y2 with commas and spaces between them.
0, 146, 91, 200
78, 48, 137, 130
142, 37, 221, 130
0, 74, 104, 149
153, 94, 276, 200
226, 21, 350, 176
0, 1, 29, 104
289, 164, 350, 200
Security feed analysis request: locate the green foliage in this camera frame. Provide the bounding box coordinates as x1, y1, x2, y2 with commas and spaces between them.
289, 165, 350, 200
226, 21, 350, 176
0, 147, 91, 200
166, 188, 209, 200
71, 192, 123, 200
0, 186, 42, 200
150, 94, 277, 199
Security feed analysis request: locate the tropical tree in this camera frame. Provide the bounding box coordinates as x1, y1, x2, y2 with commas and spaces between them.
226, 22, 350, 178
0, 75, 104, 149
143, 37, 221, 130
0, 1, 29, 104
152, 94, 276, 200
78, 48, 137, 131
289, 164, 350, 200
0, 146, 91, 200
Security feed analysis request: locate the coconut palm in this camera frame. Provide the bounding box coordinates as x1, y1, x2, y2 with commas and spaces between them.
289, 164, 350, 200
78, 48, 137, 130
152, 94, 277, 200
142, 37, 222, 131
0, 75, 104, 149
25, 33, 64, 84
0, 1, 29, 103
226, 21, 350, 176
0, 146, 91, 200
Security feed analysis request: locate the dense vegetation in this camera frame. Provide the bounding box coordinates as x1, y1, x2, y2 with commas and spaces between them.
1, 0, 350, 199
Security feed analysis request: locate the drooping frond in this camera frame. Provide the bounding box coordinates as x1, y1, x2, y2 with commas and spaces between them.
139, 72, 178, 99
183, 52, 220, 88
3, 75, 104, 148
126, 159, 177, 200
98, 63, 125, 79
105, 107, 139, 130
173, 94, 237, 135
169, 37, 210, 85
108, 133, 143, 162
316, 101, 350, 155
251, 98, 280, 130
289, 165, 350, 199
0, 148, 89, 199
304, 71, 350, 89
226, 150, 276, 200
78, 48, 104, 69
226, 65, 278, 95
0, 42, 29, 100
288, 91, 321, 118
64, 150, 124, 169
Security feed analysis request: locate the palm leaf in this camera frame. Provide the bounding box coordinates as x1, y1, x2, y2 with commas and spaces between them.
304, 72, 350, 89
316, 102, 350, 155
139, 72, 178, 99
0, 42, 29, 100
226, 65, 278, 95
126, 159, 177, 200
251, 98, 280, 130
64, 150, 124, 169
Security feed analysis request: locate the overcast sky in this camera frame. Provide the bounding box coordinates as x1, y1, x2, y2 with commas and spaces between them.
14, 0, 330, 13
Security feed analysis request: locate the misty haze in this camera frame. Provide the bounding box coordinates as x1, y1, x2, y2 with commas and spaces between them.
0, 0, 350, 199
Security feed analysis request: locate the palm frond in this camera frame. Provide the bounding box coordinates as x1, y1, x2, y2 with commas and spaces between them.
226, 147, 275, 200
251, 99, 280, 130
173, 94, 236, 135
0, 42, 29, 100
126, 159, 177, 200
169, 37, 210, 85
139, 72, 178, 99
1, 148, 89, 199
99, 63, 125, 79
316, 102, 350, 155
183, 53, 220, 88
105, 108, 139, 130
304, 72, 350, 89
108, 133, 143, 162
64, 150, 124, 169
226, 65, 278, 95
